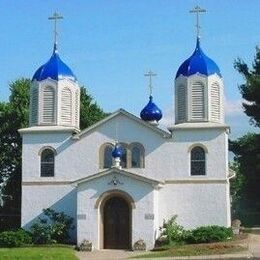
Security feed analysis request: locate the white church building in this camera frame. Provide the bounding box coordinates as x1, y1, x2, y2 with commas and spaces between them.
19, 12, 231, 250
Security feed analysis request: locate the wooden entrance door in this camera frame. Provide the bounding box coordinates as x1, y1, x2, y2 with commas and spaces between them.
104, 196, 130, 249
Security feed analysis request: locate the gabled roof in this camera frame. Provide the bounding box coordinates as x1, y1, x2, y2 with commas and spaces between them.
72, 167, 164, 187
73, 108, 171, 139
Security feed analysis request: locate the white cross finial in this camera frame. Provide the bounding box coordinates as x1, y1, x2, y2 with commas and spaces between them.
144, 70, 157, 96
189, 5, 206, 38
48, 12, 63, 46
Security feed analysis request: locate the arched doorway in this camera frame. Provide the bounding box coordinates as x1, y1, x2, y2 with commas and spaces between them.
103, 196, 130, 249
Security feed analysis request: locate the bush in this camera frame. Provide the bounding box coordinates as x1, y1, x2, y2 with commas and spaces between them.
187, 225, 233, 244
159, 215, 188, 244
0, 229, 32, 247
30, 208, 74, 244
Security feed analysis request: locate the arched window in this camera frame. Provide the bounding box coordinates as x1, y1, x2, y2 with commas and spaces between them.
191, 82, 205, 120
104, 145, 113, 169
190, 146, 206, 176
40, 148, 55, 177
130, 143, 145, 168
119, 143, 127, 168
42, 86, 55, 124
190, 146, 206, 175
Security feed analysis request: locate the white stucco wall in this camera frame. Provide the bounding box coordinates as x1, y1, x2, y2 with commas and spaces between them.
21, 113, 228, 182
159, 182, 231, 230
21, 111, 230, 248
21, 184, 77, 241
77, 171, 158, 250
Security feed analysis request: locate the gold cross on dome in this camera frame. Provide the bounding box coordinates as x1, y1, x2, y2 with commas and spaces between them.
144, 70, 157, 96
189, 5, 206, 38
48, 12, 63, 45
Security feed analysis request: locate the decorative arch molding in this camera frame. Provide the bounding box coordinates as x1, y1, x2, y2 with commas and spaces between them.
95, 189, 136, 209
38, 146, 57, 156
187, 143, 208, 154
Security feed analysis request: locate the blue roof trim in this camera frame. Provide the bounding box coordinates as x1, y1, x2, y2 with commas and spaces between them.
140, 95, 163, 122
32, 44, 77, 82
175, 38, 222, 79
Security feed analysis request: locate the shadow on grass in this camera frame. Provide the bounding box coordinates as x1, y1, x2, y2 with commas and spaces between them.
131, 241, 247, 259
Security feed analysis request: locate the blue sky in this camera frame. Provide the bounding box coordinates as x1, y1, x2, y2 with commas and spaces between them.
0, 0, 259, 138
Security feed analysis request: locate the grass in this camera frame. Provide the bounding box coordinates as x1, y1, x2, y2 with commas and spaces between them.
0, 245, 77, 260
132, 242, 246, 258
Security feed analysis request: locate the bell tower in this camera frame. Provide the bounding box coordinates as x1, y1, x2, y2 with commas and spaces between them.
29, 12, 80, 130
174, 6, 224, 126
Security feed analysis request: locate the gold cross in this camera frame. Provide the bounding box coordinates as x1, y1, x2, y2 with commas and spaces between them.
144, 70, 157, 96
48, 12, 63, 45
190, 5, 206, 38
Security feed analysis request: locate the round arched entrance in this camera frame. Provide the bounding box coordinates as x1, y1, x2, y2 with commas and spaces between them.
98, 191, 133, 250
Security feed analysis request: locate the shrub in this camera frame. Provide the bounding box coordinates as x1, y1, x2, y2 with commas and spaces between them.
187, 225, 233, 244
0, 229, 32, 247
30, 208, 74, 244
159, 215, 187, 244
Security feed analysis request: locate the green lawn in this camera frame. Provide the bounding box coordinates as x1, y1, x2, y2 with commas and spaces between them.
0, 245, 77, 260
132, 243, 246, 258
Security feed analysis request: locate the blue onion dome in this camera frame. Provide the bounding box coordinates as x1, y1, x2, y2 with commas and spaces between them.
112, 142, 123, 158
175, 38, 221, 79
140, 95, 163, 122
32, 44, 77, 82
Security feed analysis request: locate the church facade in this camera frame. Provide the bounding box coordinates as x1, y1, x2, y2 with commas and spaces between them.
19, 22, 231, 250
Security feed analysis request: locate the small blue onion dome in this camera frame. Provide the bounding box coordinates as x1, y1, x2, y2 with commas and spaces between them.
175, 38, 221, 79
112, 143, 123, 158
32, 44, 77, 82
140, 95, 163, 122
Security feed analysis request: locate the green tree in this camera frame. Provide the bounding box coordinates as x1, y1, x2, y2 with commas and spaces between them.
0, 79, 30, 230
0, 79, 106, 230
230, 47, 260, 226
234, 47, 260, 127
80, 87, 108, 129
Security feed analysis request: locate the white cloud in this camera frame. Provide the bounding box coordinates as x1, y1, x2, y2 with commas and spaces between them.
224, 98, 243, 116
160, 106, 174, 129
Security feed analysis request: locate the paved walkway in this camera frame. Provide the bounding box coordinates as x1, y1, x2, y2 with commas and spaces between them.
76, 249, 145, 259
76, 233, 260, 259
248, 233, 260, 258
